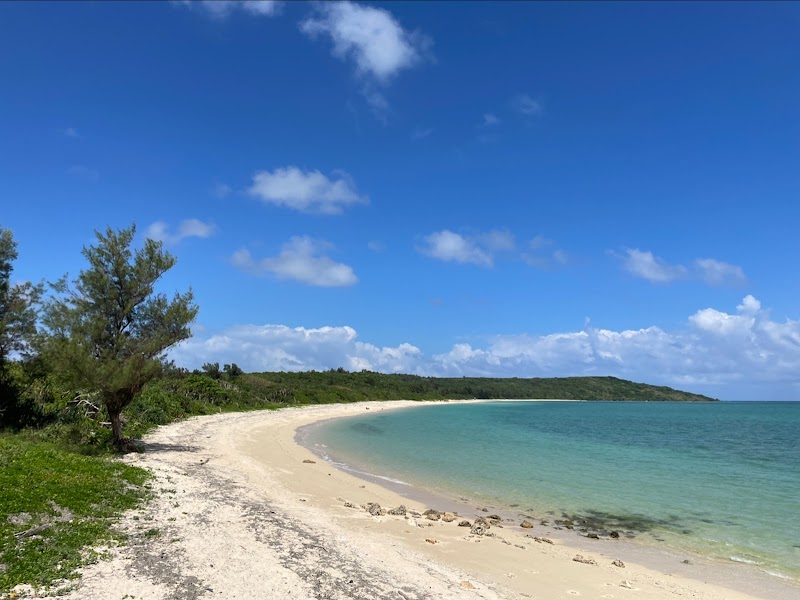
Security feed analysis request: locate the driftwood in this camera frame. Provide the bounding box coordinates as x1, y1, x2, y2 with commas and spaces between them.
14, 524, 51, 540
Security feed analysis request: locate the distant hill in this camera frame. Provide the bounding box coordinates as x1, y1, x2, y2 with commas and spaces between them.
245, 371, 717, 403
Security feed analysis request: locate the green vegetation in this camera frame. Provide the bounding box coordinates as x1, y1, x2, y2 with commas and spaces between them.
40, 225, 197, 448
0, 435, 149, 593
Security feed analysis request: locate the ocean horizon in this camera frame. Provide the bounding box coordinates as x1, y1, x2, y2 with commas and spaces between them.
302, 400, 800, 587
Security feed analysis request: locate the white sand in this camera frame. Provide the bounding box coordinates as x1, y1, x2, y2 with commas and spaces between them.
46, 401, 797, 599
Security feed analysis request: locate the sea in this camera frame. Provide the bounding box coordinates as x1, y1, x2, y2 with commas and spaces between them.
300, 401, 800, 589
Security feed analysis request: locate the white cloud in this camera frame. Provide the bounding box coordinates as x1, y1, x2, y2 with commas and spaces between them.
524, 235, 568, 268
248, 166, 367, 215
212, 182, 232, 199
512, 94, 544, 116
367, 240, 386, 252
169, 296, 800, 399
60, 127, 79, 138
419, 230, 515, 267
619, 249, 747, 287
694, 258, 748, 286
145, 219, 216, 245
621, 248, 688, 283
301, 2, 425, 82
232, 236, 358, 287
171, 324, 421, 373
176, 0, 280, 19
482, 113, 500, 126
300, 1, 429, 114
66, 165, 99, 183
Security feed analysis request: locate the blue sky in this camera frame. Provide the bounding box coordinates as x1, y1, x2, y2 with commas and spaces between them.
2, 1, 799, 400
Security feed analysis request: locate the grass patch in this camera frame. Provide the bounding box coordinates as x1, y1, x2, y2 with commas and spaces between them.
0, 434, 149, 594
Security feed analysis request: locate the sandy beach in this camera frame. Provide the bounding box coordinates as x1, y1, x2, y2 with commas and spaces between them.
51, 401, 797, 600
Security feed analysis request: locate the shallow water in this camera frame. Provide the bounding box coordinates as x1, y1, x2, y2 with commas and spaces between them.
305, 401, 800, 582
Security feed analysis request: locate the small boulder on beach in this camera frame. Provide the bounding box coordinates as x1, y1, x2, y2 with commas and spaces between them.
520, 520, 534, 529
388, 505, 407, 516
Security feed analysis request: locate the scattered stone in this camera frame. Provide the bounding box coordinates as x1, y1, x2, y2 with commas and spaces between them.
460, 580, 475, 590
302, 459, 316, 464
458, 519, 471, 527
425, 512, 441, 521
366, 503, 383, 516
470, 517, 491, 536
486, 514, 502, 521
359, 485, 365, 488
610, 530, 620, 539
514, 544, 526, 549
520, 520, 534, 529
620, 580, 634, 589
572, 555, 597, 565
6, 513, 32, 526
527, 536, 553, 544
612, 559, 625, 568
425, 538, 438, 544
502, 540, 511, 546
480, 507, 488, 512
682, 559, 693, 565
539, 519, 549, 526
388, 505, 407, 516
586, 533, 599, 539
441, 512, 456, 522
422, 509, 438, 515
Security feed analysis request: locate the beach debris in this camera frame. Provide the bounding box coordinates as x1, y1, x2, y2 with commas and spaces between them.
470, 517, 491, 536
572, 555, 597, 565
388, 505, 407, 516
441, 512, 456, 522
514, 544, 526, 549
460, 580, 476, 590
620, 580, 634, 589
425, 538, 438, 544
612, 559, 625, 568
365, 502, 384, 516
458, 519, 471, 527
302, 459, 316, 464
526, 536, 554, 544
681, 559, 692, 564
520, 519, 534, 529
343, 502, 357, 509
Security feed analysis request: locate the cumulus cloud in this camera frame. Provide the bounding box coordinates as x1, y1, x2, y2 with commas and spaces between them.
145, 219, 215, 245
512, 94, 544, 116
171, 324, 421, 373
419, 229, 515, 267
248, 166, 367, 215
621, 248, 688, 283
175, 0, 280, 19
232, 236, 358, 287
169, 296, 800, 399
619, 248, 747, 287
300, 2, 429, 114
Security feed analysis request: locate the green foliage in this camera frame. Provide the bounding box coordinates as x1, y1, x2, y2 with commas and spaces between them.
40, 224, 198, 445
0, 435, 149, 593
0, 227, 43, 364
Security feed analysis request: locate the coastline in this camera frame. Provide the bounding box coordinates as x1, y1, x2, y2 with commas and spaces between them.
53, 401, 798, 600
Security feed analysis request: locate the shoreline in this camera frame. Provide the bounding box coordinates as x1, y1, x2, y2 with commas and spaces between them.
53, 401, 799, 600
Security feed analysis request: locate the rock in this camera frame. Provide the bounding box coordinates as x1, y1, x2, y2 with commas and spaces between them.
441, 512, 456, 522
460, 580, 475, 590
682, 559, 693, 565
302, 459, 316, 464
586, 533, 599, 539
539, 519, 549, 526
520, 520, 534, 529
612, 559, 625, 568
470, 517, 491, 536
458, 519, 471, 527
620, 580, 634, 589
514, 544, 525, 549
425, 512, 441, 521
422, 509, 438, 515
610, 530, 620, 539
487, 514, 502, 521
425, 538, 438, 544
388, 505, 407, 516
572, 555, 597, 565
366, 503, 382, 516
480, 507, 488, 512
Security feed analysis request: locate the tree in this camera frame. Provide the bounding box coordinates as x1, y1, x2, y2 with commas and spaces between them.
0, 227, 43, 364
201, 362, 222, 379
42, 224, 198, 448
223, 362, 243, 379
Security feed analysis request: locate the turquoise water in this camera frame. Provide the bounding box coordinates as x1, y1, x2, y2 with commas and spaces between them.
305, 401, 800, 581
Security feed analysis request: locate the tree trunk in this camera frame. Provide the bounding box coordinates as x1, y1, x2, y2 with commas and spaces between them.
109, 409, 125, 446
